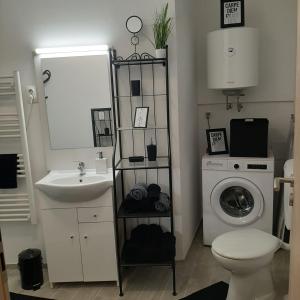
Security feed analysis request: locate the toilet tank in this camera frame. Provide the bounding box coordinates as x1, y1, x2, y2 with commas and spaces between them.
283, 159, 294, 231
207, 27, 259, 90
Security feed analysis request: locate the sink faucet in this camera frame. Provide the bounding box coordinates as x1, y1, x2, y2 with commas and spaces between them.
77, 161, 86, 176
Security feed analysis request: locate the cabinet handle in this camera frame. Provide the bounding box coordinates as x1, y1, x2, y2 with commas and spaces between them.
93, 214, 98, 218
84, 236, 88, 239
70, 235, 74, 239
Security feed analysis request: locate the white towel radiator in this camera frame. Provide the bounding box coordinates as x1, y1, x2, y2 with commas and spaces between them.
0, 71, 36, 224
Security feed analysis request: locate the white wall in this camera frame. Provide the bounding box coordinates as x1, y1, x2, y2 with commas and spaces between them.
0, 0, 197, 263
195, 0, 297, 201
174, 0, 200, 257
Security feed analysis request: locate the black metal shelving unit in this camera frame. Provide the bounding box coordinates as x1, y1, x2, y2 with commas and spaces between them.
109, 48, 176, 296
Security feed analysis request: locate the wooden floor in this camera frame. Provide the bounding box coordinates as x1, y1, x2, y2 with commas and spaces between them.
7, 230, 290, 300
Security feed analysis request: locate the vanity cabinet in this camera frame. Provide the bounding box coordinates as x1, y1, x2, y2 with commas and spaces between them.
41, 202, 118, 284
41, 209, 83, 283
79, 222, 116, 282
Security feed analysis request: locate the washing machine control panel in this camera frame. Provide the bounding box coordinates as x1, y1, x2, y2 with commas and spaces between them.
247, 164, 268, 170
202, 155, 274, 173
228, 160, 273, 172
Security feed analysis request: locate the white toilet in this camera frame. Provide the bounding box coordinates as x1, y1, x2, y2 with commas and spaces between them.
211, 159, 293, 300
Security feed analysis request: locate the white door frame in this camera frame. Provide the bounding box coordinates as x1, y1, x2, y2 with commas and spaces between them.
289, 1, 300, 299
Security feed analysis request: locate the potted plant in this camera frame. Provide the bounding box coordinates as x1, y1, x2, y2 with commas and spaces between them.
153, 3, 172, 58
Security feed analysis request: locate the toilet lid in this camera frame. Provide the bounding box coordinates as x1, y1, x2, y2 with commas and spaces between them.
212, 229, 281, 260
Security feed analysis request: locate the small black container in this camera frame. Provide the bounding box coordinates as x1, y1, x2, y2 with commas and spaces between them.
147, 144, 157, 161
18, 249, 44, 291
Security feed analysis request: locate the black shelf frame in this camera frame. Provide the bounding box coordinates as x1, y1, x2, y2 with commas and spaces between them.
112, 58, 166, 66
120, 261, 173, 267
118, 202, 171, 219
109, 47, 176, 297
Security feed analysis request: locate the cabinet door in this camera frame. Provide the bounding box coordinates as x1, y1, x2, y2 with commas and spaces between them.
79, 222, 117, 282
41, 209, 83, 283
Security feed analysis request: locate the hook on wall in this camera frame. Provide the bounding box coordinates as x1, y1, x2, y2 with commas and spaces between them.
42, 70, 51, 100
42, 70, 51, 84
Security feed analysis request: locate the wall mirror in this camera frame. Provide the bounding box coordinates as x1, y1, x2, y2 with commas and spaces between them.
126, 16, 143, 34
36, 48, 113, 150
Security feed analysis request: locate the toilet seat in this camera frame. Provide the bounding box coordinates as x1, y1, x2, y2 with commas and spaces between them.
212, 229, 281, 260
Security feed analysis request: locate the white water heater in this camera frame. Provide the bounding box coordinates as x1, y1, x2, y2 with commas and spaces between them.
207, 27, 259, 91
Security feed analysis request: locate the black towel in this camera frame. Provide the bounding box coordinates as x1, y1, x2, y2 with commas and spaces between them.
0, 154, 18, 189
123, 224, 176, 263
131, 224, 163, 243
123, 195, 155, 213
147, 184, 161, 202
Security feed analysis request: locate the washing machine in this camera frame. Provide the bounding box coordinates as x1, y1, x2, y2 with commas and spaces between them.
202, 153, 274, 245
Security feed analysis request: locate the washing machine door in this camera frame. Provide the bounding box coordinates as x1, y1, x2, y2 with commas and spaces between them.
211, 177, 264, 226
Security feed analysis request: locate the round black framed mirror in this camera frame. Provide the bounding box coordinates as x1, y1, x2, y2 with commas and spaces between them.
126, 16, 143, 34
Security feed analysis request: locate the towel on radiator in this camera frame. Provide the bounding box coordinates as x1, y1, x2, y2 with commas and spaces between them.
129, 183, 148, 201
0, 154, 18, 189
154, 192, 170, 212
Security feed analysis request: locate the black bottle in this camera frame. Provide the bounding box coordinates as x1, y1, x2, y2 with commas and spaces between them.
147, 139, 157, 161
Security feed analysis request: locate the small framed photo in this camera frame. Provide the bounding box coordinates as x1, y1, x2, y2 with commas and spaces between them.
206, 128, 229, 155
134, 107, 149, 128
221, 0, 244, 28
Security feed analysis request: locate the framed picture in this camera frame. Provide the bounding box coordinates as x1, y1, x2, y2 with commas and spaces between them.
206, 128, 229, 155
133, 107, 149, 128
221, 0, 244, 28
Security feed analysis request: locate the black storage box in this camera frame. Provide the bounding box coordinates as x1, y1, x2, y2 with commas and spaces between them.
18, 249, 44, 291
230, 118, 269, 158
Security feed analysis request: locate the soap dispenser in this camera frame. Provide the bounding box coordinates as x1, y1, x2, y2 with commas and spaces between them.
95, 151, 108, 174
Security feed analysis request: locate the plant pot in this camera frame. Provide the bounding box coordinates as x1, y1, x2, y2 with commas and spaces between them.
155, 49, 166, 59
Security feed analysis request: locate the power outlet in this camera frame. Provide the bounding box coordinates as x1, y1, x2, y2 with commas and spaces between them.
25, 85, 38, 103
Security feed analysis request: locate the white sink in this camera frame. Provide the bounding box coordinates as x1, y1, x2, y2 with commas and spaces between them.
36, 170, 114, 202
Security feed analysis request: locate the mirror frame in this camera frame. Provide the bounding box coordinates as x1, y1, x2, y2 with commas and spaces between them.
126, 16, 143, 34
33, 47, 114, 168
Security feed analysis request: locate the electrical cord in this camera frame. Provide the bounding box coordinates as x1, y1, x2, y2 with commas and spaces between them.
26, 89, 35, 130
26, 102, 34, 130
205, 112, 211, 129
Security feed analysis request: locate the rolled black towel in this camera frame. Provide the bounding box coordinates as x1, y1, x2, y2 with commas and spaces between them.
129, 183, 148, 201
147, 184, 161, 202
140, 198, 155, 212
123, 195, 154, 213
123, 195, 141, 212
154, 192, 170, 212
